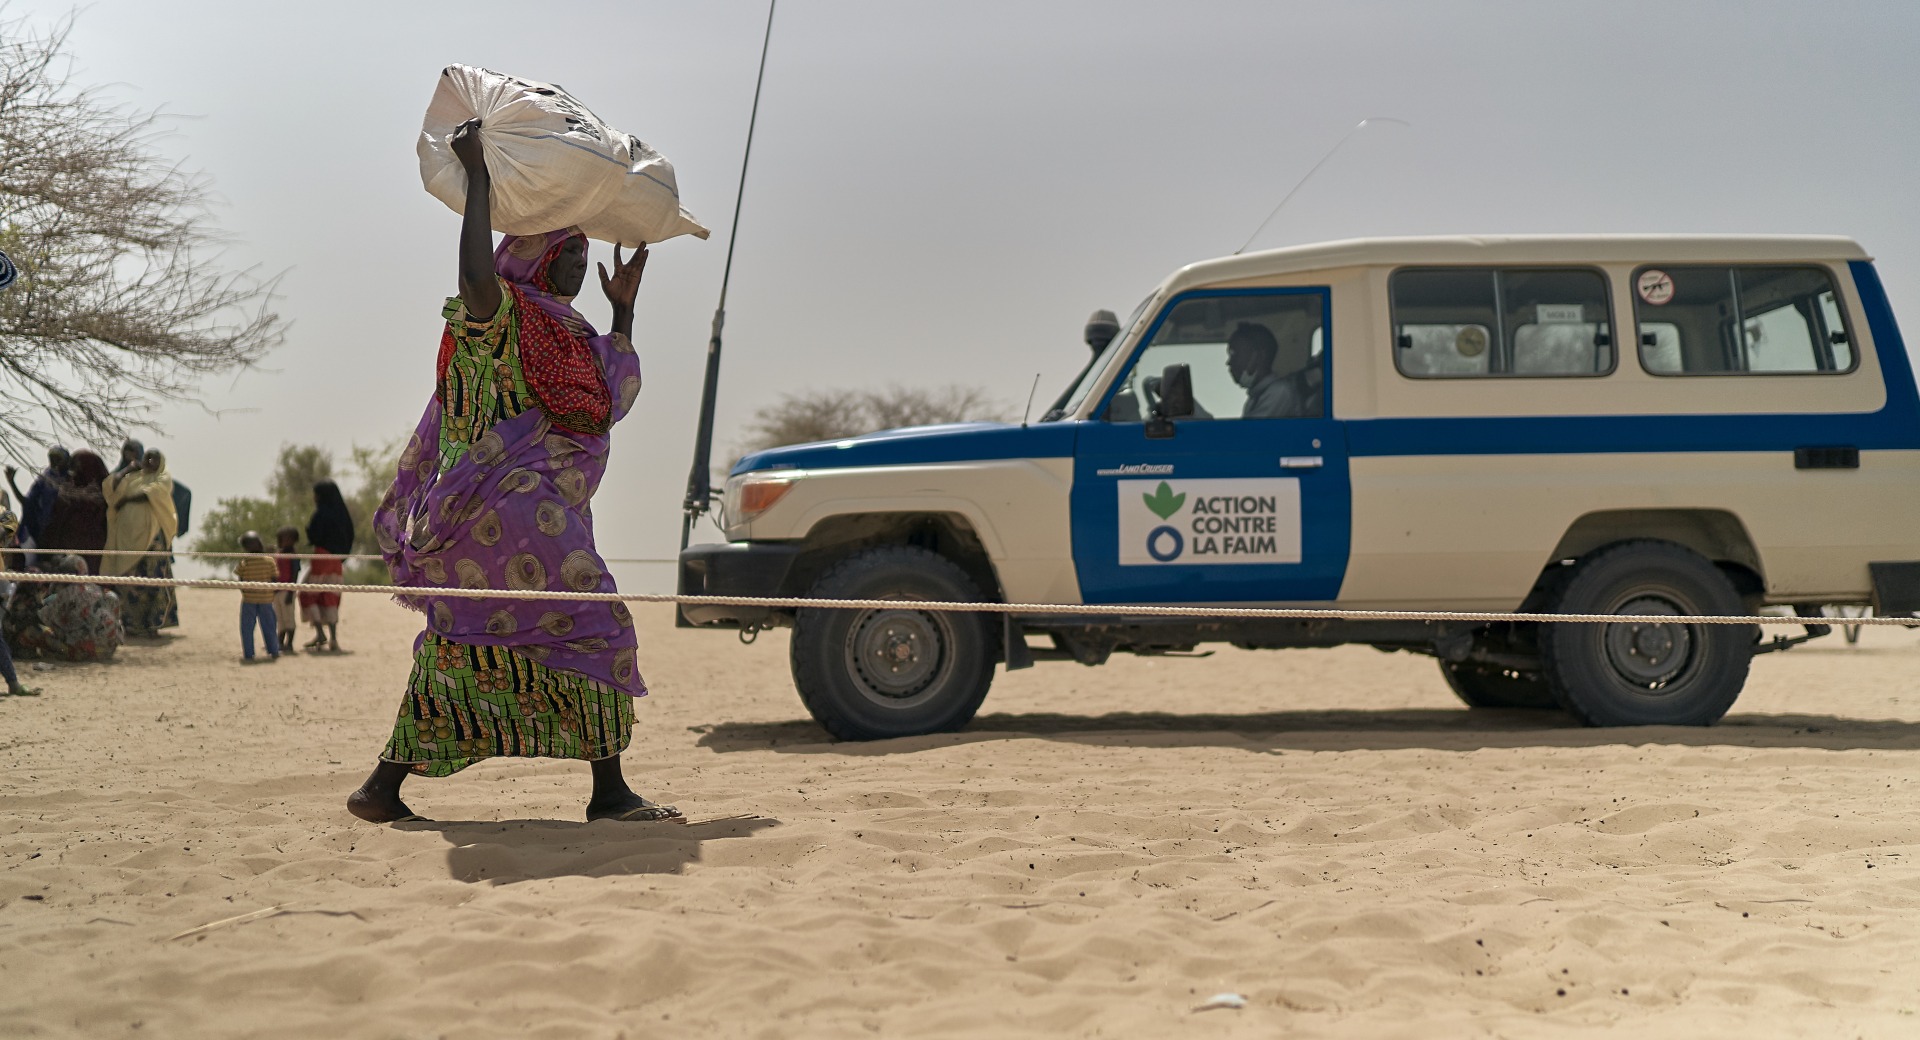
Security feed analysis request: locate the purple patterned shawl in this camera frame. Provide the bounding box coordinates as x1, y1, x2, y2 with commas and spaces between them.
373, 230, 647, 695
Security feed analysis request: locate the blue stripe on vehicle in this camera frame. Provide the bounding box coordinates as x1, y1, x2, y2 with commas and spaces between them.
730, 422, 1077, 475
1851, 259, 1919, 409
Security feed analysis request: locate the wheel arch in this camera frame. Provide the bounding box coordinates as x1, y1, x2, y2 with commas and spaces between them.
1548, 509, 1764, 594
784, 511, 1006, 604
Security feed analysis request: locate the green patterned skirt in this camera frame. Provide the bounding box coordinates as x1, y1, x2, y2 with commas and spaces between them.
382, 634, 634, 777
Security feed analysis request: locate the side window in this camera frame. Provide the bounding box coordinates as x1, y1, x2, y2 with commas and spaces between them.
1391, 267, 1613, 378
1633, 265, 1856, 375
1105, 293, 1324, 422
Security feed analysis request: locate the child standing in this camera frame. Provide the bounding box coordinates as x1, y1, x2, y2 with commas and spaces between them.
272, 525, 302, 655
236, 531, 281, 663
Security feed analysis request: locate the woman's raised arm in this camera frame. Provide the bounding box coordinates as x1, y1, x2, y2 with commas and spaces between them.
450, 118, 501, 320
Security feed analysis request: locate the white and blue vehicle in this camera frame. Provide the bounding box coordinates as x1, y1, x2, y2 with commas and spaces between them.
679, 235, 1920, 739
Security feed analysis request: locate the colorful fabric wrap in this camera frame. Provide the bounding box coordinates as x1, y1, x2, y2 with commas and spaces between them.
382, 635, 634, 776
373, 229, 645, 696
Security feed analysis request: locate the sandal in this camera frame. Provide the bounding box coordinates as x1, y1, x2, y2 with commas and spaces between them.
590, 802, 685, 824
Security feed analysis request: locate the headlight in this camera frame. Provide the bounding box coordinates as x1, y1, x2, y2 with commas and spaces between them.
732, 476, 795, 521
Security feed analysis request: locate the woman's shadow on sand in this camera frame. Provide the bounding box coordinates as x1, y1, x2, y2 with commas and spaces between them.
692, 709, 1920, 756
400, 815, 780, 884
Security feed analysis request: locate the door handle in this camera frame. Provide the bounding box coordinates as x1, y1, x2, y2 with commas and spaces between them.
1794, 446, 1858, 470
1279, 456, 1323, 470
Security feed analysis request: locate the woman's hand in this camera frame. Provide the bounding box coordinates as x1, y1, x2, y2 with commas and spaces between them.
599, 244, 647, 340
450, 117, 486, 174
598, 243, 649, 313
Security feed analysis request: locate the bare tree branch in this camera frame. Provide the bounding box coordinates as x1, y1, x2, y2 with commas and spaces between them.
0, 7, 285, 461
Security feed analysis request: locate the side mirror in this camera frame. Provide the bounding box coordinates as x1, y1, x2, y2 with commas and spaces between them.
1145, 363, 1193, 439
1084, 309, 1120, 354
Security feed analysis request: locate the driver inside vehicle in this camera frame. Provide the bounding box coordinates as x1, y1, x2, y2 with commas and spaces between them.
1227, 321, 1322, 419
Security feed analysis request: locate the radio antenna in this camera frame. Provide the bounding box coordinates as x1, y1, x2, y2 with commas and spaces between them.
683, 0, 778, 549
1235, 116, 1408, 255
1020, 372, 1042, 427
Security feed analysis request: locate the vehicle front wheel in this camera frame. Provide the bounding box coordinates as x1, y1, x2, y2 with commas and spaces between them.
1539, 540, 1753, 727
1438, 660, 1559, 710
790, 546, 997, 741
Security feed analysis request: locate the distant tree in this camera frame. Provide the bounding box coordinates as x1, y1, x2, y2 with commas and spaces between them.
266, 444, 336, 510
0, 12, 284, 461
195, 440, 401, 584
736, 384, 1010, 458
340, 439, 402, 583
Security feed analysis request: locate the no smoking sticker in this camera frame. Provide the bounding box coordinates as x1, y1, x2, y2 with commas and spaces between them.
1637, 269, 1674, 306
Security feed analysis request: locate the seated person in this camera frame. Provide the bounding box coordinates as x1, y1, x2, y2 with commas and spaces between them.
1226, 322, 1323, 419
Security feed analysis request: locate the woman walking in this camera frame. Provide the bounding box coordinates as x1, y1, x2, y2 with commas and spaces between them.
101, 447, 178, 637
348, 117, 672, 825
299, 481, 354, 651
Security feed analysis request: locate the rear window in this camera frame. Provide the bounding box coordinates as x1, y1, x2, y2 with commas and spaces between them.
1631, 265, 1855, 375
1391, 267, 1614, 378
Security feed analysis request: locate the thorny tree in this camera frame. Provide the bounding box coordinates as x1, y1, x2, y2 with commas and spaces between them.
735, 384, 1009, 460
0, 11, 283, 460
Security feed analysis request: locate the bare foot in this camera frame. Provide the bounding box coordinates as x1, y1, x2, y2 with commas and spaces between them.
347, 785, 422, 824
586, 792, 684, 823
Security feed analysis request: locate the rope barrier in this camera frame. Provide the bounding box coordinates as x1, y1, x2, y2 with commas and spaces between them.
7, 548, 679, 565
0, 570, 1907, 628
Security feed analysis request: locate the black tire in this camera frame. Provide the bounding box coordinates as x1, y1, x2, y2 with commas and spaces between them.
1539, 540, 1752, 727
790, 546, 996, 741
1438, 660, 1559, 710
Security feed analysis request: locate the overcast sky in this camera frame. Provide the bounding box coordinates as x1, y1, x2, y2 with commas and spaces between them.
11, 0, 1920, 587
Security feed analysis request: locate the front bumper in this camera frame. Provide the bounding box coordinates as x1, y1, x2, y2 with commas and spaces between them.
677, 541, 802, 627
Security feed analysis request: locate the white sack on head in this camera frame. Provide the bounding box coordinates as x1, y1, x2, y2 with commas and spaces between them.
418, 63, 709, 246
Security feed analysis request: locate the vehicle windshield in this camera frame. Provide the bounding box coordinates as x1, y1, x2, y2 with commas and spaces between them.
1041, 293, 1156, 421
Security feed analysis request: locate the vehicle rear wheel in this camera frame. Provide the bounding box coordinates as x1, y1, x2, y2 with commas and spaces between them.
1438, 660, 1559, 709
790, 546, 996, 741
1539, 540, 1752, 727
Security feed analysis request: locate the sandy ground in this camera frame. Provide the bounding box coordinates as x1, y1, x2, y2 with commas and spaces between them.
2, 589, 1918, 1038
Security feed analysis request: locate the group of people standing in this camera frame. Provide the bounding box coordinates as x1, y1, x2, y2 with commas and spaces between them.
0, 437, 359, 678
0, 439, 182, 695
